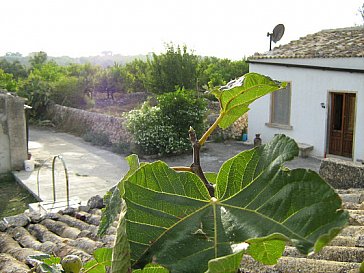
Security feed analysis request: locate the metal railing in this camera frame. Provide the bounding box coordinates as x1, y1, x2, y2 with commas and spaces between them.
36, 155, 70, 207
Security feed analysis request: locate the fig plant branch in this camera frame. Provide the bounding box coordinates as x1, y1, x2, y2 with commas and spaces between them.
189, 126, 215, 197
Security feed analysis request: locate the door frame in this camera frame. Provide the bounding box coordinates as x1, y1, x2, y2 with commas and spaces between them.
326, 90, 357, 159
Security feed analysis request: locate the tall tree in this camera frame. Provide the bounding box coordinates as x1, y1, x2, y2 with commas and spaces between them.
0, 59, 28, 79
121, 59, 148, 93
29, 51, 48, 70
147, 44, 199, 94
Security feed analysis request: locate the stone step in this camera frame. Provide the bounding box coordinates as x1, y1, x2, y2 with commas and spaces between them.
284, 246, 364, 263
240, 255, 361, 273
339, 193, 364, 204
329, 235, 359, 247
339, 225, 364, 237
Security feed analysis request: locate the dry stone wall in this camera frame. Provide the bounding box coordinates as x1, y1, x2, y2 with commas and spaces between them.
46, 104, 133, 145
319, 158, 364, 189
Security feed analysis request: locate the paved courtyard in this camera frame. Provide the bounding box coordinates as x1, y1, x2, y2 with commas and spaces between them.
13, 127, 322, 203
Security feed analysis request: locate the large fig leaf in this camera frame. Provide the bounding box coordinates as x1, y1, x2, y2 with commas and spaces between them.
120, 135, 348, 273
98, 154, 140, 236
214, 73, 285, 129
205, 251, 244, 273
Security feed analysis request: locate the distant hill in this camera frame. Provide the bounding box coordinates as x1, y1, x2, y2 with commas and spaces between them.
0, 53, 151, 67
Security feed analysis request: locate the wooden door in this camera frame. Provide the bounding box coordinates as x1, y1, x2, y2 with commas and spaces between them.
328, 93, 355, 157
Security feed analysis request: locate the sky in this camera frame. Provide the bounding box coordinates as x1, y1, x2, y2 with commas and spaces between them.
1, 0, 363, 60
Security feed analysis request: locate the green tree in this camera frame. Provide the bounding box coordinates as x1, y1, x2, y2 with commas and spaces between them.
147, 44, 199, 94
0, 69, 18, 92
5, 52, 22, 57
18, 61, 65, 117
67, 63, 100, 98
0, 59, 28, 79
50, 76, 87, 108
95, 63, 124, 99
121, 59, 148, 93
29, 51, 48, 70
197, 57, 249, 89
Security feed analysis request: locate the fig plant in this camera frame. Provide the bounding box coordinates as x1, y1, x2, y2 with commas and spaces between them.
98, 73, 348, 273
28, 248, 112, 273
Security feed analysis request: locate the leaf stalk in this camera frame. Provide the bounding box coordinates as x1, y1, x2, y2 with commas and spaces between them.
199, 113, 224, 146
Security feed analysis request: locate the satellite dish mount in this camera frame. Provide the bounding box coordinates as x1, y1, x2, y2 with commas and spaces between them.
267, 24, 285, 51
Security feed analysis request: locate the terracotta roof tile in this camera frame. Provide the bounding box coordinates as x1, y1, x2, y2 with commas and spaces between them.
251, 26, 364, 59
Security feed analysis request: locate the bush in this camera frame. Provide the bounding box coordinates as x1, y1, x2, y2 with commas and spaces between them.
83, 131, 111, 146
158, 89, 207, 137
125, 90, 207, 155
51, 76, 87, 108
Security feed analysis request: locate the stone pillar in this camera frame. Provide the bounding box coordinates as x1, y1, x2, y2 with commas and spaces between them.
0, 95, 11, 173
0, 92, 28, 173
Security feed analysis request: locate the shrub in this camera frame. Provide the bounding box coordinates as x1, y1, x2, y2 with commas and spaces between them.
158, 89, 207, 137
51, 76, 87, 108
125, 104, 187, 155
125, 90, 207, 155
83, 131, 111, 146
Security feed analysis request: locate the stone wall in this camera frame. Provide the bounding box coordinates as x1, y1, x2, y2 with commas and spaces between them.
46, 104, 132, 145
0, 92, 28, 173
319, 158, 364, 189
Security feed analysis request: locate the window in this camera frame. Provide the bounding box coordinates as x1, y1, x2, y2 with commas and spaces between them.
270, 82, 291, 126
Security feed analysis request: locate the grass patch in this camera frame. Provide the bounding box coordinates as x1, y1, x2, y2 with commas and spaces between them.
0, 173, 37, 218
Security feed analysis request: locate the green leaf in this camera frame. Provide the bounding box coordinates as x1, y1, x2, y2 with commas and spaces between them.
216, 73, 285, 129
43, 256, 61, 266
94, 248, 112, 266
360, 260, 364, 273
246, 234, 287, 265
28, 254, 52, 262
39, 263, 63, 273
98, 186, 122, 237
27, 254, 63, 273
216, 134, 299, 200
98, 154, 140, 236
133, 263, 169, 273
117, 135, 348, 272
83, 260, 105, 273
111, 207, 131, 273
205, 172, 217, 184
205, 251, 244, 273
83, 248, 112, 273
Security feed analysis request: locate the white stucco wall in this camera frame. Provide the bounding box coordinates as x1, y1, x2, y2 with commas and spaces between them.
248, 61, 364, 162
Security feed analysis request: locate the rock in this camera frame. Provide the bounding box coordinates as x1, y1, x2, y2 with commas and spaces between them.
0, 221, 6, 232
356, 236, 364, 247
44, 213, 60, 220
62, 207, 77, 216
78, 205, 90, 212
87, 195, 104, 209
25, 211, 44, 223
3, 214, 30, 228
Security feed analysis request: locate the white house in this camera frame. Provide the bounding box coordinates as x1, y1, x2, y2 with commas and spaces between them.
248, 26, 364, 162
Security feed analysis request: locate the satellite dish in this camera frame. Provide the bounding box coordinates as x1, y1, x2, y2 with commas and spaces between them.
272, 24, 285, 42
267, 24, 285, 50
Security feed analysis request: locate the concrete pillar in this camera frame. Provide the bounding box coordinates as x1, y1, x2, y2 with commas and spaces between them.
0, 92, 28, 173
0, 95, 11, 173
